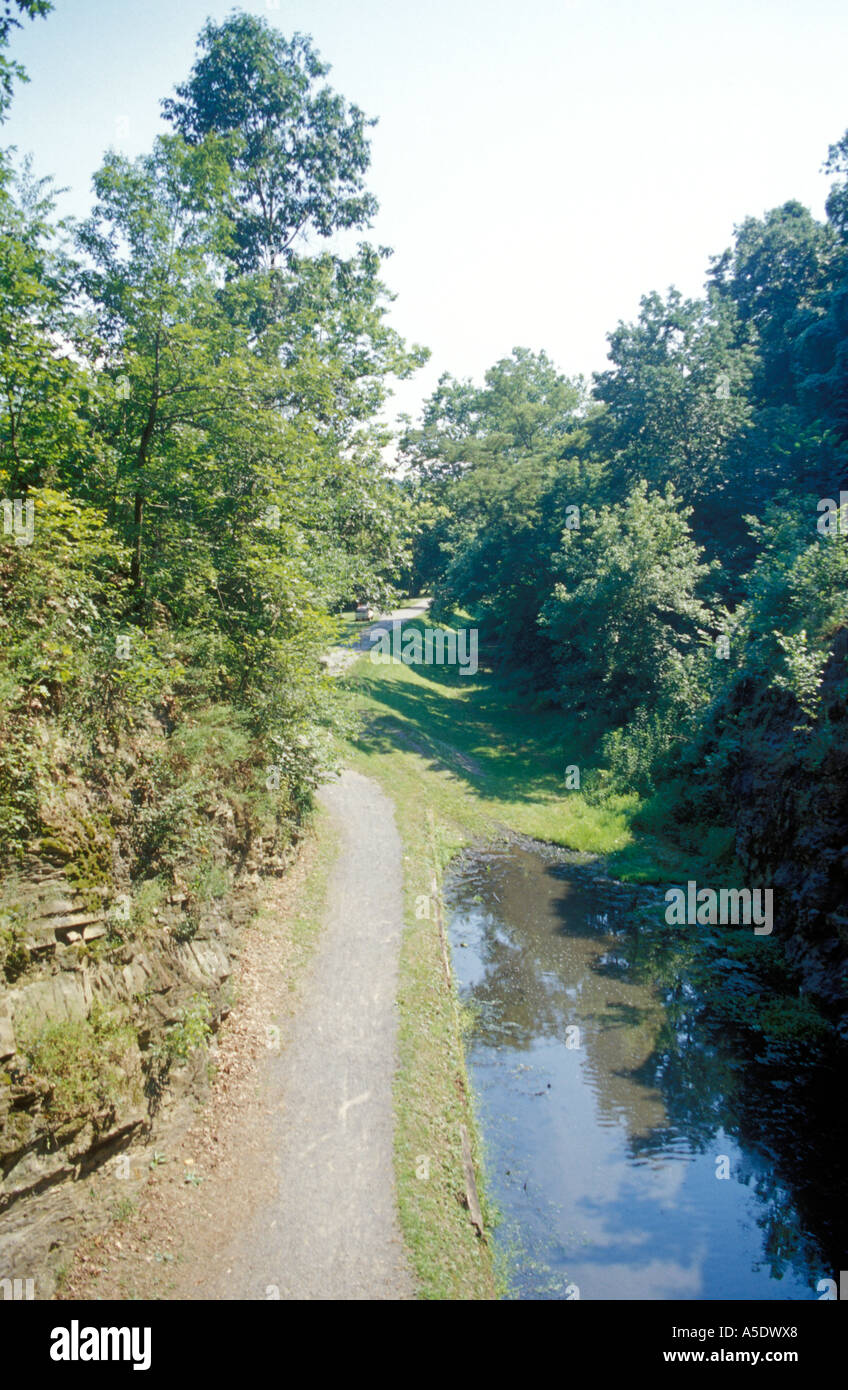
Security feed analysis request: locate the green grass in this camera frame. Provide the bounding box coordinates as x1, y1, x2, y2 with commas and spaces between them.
279, 803, 338, 967
241, 801, 338, 1020
339, 609, 719, 1300
110, 1195, 139, 1223
345, 613, 707, 879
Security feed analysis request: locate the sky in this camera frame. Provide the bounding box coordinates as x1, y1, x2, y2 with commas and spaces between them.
5, 0, 848, 429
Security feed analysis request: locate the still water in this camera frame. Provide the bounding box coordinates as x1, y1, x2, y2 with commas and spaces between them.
445, 842, 843, 1301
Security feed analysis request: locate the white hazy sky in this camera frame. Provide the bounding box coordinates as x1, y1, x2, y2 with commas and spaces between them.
5, 0, 848, 428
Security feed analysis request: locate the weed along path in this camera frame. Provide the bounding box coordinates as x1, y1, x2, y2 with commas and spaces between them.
207, 768, 414, 1300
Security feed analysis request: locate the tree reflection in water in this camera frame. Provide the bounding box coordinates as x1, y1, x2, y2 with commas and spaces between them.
446, 841, 846, 1299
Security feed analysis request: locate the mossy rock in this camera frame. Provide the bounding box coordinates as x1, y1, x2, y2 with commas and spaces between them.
38, 811, 115, 910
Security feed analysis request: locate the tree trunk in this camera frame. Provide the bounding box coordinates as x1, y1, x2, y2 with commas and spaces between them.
131, 338, 160, 596
130, 489, 145, 591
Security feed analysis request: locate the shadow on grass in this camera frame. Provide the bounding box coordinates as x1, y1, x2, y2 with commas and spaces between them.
346, 615, 711, 883
349, 625, 603, 811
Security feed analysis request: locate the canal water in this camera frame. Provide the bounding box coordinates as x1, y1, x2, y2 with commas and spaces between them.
445, 841, 843, 1301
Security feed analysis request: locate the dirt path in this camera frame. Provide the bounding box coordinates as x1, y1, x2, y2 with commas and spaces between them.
60, 768, 414, 1301
325, 598, 432, 674
58, 606, 425, 1301
202, 768, 413, 1300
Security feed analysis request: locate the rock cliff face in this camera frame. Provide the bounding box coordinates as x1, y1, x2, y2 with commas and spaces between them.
729, 626, 848, 1032
0, 864, 252, 1294
0, 704, 297, 1295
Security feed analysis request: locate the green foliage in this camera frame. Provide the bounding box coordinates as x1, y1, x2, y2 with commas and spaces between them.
541, 481, 718, 724
599, 706, 688, 797
0, 713, 42, 857
129, 876, 167, 937
593, 289, 755, 509
401, 348, 585, 483
0, 157, 100, 496
742, 500, 848, 675
0, 488, 130, 857
709, 200, 838, 410
771, 629, 830, 720
18, 998, 140, 1124
0, 903, 28, 979
156, 993, 212, 1063
0, 487, 128, 711
0, 14, 425, 882
162, 14, 378, 273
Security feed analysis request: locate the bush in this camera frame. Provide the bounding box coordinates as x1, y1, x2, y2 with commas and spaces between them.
18, 998, 141, 1125
156, 993, 212, 1063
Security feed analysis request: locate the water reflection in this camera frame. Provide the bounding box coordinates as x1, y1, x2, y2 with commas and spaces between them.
446, 842, 845, 1300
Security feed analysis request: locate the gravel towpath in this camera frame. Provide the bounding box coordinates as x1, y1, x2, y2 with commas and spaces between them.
204, 767, 414, 1300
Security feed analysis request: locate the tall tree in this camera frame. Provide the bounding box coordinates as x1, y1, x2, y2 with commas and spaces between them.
540, 481, 717, 727
708, 200, 837, 409
401, 348, 587, 604
794, 132, 848, 443
162, 13, 377, 274
591, 288, 757, 578
75, 135, 237, 599
0, 155, 93, 494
